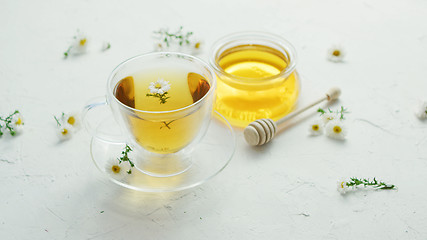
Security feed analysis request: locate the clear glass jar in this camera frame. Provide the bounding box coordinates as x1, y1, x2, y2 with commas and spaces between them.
210, 32, 300, 127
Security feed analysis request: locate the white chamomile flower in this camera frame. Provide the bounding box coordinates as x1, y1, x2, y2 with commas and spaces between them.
149, 79, 171, 94
62, 112, 81, 130
57, 124, 73, 141
64, 31, 89, 57
327, 46, 345, 63
71, 31, 89, 54
321, 112, 338, 124
153, 42, 165, 51
325, 119, 347, 140
186, 39, 203, 55
308, 119, 324, 136
415, 100, 427, 120
105, 158, 130, 180
337, 179, 349, 194
11, 112, 24, 134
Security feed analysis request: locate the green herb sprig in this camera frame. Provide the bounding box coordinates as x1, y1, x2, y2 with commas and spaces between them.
154, 26, 193, 47
0, 110, 22, 136
346, 177, 395, 189
118, 145, 135, 174
53, 113, 65, 127
146, 92, 170, 104
318, 106, 348, 120
63, 46, 72, 58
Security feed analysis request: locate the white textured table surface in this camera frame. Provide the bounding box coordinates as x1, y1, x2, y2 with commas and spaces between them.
1, 0, 427, 239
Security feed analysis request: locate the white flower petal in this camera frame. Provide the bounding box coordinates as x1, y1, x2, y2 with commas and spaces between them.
57, 124, 73, 141
68, 32, 89, 55
337, 179, 349, 194
328, 46, 345, 63
162, 83, 171, 92
148, 79, 171, 95
148, 85, 157, 94
157, 78, 166, 85
105, 158, 130, 180
11, 113, 24, 134
62, 112, 81, 129
308, 119, 324, 136
325, 120, 347, 140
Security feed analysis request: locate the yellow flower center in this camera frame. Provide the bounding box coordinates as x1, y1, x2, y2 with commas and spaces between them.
61, 128, 68, 135
332, 50, 341, 57
16, 118, 22, 125
67, 116, 75, 125
312, 125, 319, 131
333, 126, 342, 134
340, 182, 345, 188
194, 42, 201, 49
155, 83, 162, 89
111, 165, 121, 174
79, 38, 87, 46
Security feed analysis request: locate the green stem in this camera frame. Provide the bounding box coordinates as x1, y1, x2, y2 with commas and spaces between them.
118, 145, 135, 174
346, 177, 395, 190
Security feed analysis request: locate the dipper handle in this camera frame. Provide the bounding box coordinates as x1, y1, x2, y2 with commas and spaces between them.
244, 87, 341, 146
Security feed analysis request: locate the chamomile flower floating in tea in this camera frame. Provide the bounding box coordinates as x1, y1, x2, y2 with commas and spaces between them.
146, 78, 171, 104
148, 79, 171, 94
327, 46, 345, 63
0, 110, 24, 136
415, 100, 427, 119
64, 30, 89, 57
337, 177, 395, 195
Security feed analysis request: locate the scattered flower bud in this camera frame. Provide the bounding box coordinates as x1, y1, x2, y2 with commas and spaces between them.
327, 46, 345, 63
415, 100, 427, 120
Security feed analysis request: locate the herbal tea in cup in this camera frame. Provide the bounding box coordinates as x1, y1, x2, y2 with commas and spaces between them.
114, 69, 212, 154
102, 52, 216, 176
210, 32, 300, 127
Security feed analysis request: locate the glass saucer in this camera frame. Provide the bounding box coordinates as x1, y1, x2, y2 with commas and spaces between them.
89, 111, 236, 192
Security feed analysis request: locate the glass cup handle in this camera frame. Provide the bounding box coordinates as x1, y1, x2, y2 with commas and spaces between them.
82, 97, 126, 144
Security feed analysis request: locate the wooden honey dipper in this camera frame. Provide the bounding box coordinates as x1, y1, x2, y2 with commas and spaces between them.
244, 87, 341, 146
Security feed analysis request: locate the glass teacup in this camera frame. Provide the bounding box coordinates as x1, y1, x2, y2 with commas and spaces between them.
85, 52, 216, 177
